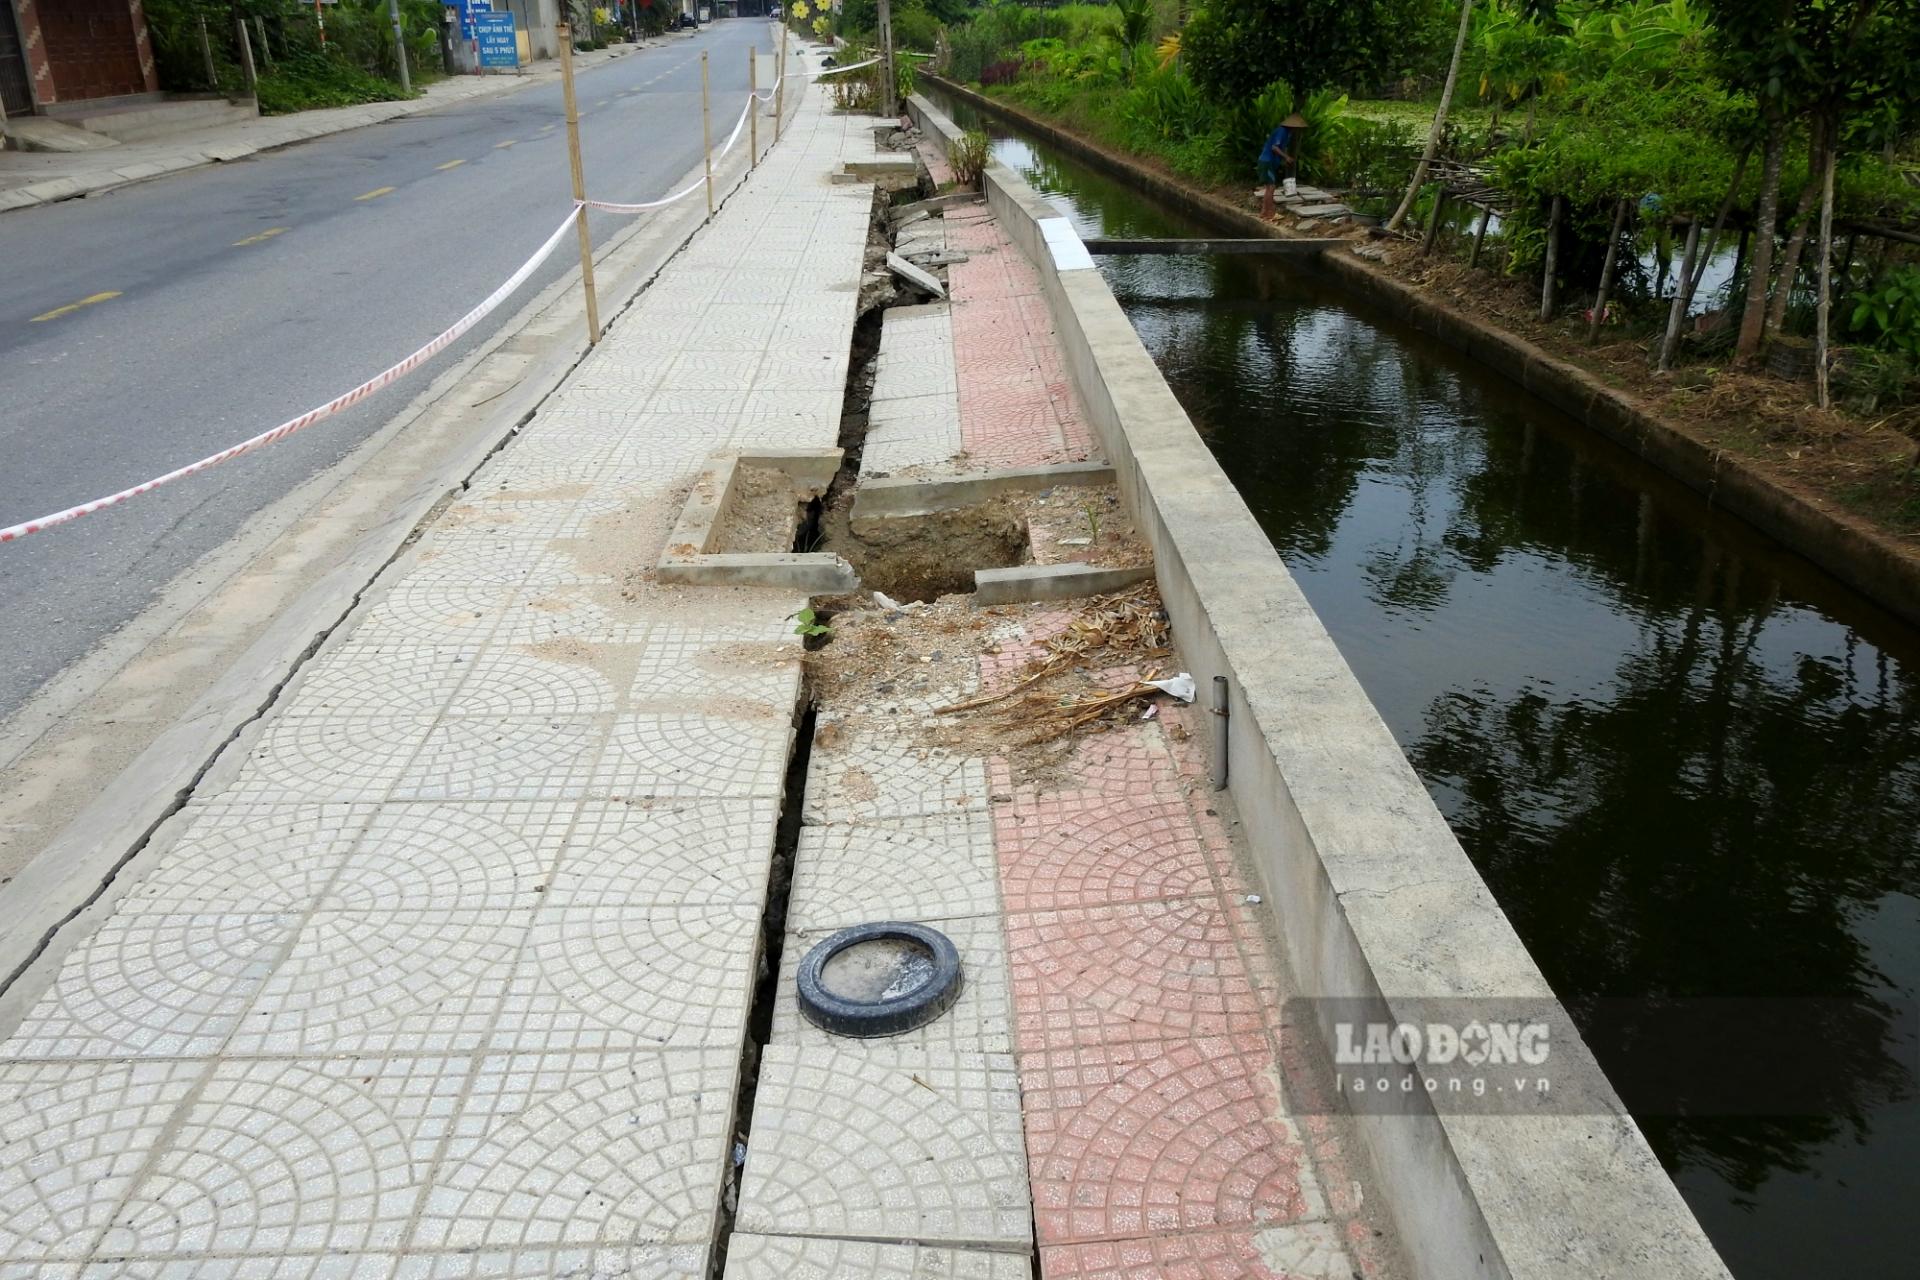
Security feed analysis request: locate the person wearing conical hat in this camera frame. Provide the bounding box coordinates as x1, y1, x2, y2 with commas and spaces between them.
1258, 111, 1309, 221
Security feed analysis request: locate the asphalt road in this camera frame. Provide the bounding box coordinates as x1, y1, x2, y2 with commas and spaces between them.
0, 20, 770, 722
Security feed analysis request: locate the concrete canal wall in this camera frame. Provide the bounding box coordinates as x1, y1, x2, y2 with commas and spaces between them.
908, 91, 1733, 1280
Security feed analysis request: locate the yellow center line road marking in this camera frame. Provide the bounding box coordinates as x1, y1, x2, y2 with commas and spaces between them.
31, 291, 122, 323
232, 227, 288, 246
355, 186, 396, 201
435, 158, 466, 171
494, 139, 517, 149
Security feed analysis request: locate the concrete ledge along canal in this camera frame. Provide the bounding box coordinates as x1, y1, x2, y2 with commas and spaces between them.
923, 89, 1919, 1280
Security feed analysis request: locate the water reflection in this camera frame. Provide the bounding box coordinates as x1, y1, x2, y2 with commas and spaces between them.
943, 102, 1920, 1280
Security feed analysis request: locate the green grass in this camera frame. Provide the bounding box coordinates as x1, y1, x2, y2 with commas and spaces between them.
256, 51, 414, 116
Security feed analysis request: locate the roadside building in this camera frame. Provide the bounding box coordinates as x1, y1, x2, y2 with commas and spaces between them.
0, 0, 160, 118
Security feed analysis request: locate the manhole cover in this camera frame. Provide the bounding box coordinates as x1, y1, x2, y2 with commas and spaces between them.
795, 921, 962, 1037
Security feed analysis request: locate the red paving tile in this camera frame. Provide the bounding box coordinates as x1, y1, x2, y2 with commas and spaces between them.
1021, 1036, 1321, 1243
997, 792, 1217, 912
1004, 898, 1268, 1051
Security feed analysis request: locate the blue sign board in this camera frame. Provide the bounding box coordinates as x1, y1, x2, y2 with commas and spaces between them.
475, 12, 519, 68
456, 0, 492, 41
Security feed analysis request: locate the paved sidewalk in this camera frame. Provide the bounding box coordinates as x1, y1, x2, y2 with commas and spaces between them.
0, 83, 874, 1278
0, 39, 670, 214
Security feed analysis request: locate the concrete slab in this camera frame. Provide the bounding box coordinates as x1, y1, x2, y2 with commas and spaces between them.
973, 562, 1154, 604
735, 1044, 1031, 1250
887, 252, 948, 299
788, 816, 1000, 927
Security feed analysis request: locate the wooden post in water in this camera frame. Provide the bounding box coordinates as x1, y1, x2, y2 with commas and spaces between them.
1587, 196, 1630, 344
558, 26, 601, 347
701, 52, 714, 217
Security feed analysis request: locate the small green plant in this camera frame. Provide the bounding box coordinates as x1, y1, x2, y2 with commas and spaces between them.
1849, 268, 1920, 359
790, 607, 832, 638
1081, 500, 1102, 543
951, 130, 993, 188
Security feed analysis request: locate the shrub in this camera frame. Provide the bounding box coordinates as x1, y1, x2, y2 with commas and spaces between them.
950, 129, 993, 188
255, 49, 409, 115
1849, 268, 1920, 359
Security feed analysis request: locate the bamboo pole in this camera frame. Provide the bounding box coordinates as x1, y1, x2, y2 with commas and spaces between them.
557, 26, 601, 347
197, 16, 216, 90
701, 52, 714, 218
1587, 196, 1629, 345
776, 21, 788, 144
749, 46, 759, 168
1539, 195, 1562, 322
256, 16, 273, 68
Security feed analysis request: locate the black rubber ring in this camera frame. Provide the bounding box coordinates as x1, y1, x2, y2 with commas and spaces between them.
795, 921, 964, 1037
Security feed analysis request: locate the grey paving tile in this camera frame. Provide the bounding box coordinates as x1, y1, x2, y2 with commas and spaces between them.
389, 1245, 702, 1279
390, 717, 608, 803
227, 909, 525, 1056
116, 803, 376, 914
0, 1061, 204, 1258
723, 1234, 1028, 1279
544, 800, 778, 909
416, 1049, 735, 1249
319, 802, 576, 914
735, 1045, 1031, 1249
2, 912, 297, 1059
102, 1055, 470, 1257
591, 711, 792, 800
221, 717, 433, 804
788, 815, 1001, 928
803, 721, 989, 824
490, 905, 759, 1052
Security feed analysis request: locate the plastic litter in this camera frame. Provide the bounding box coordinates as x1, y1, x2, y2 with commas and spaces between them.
1146, 673, 1196, 702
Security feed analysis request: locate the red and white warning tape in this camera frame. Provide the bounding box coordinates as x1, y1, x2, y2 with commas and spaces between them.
0, 209, 581, 544
1, 78, 795, 546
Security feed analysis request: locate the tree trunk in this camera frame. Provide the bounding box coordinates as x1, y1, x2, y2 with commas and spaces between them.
1735, 119, 1787, 363
1588, 197, 1630, 344
1658, 220, 1703, 371
1815, 133, 1838, 409
1540, 195, 1562, 322
1386, 0, 1476, 234
1765, 124, 1826, 342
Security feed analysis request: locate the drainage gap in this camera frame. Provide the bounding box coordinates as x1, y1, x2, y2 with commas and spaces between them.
709, 699, 815, 1280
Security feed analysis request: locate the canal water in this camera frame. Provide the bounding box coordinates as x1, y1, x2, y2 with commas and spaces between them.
927, 96, 1920, 1280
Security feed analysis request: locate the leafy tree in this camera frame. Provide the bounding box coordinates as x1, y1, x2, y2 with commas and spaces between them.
1386, 1, 1476, 234
1183, 0, 1432, 102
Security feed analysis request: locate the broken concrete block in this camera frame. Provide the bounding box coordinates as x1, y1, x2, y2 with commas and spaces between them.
885, 252, 946, 299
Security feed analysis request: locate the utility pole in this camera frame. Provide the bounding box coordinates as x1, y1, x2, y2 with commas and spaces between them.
876, 0, 896, 120
557, 25, 601, 346
388, 0, 411, 93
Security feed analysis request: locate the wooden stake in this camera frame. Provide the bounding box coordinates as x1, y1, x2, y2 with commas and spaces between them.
1421, 186, 1447, 257
1539, 194, 1562, 321
1468, 205, 1491, 268
1587, 196, 1629, 345
749, 45, 759, 168
701, 51, 714, 218
256, 16, 273, 68
558, 26, 601, 347
776, 22, 788, 144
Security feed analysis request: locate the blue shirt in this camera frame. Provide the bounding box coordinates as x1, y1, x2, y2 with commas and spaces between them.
1261, 126, 1294, 162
